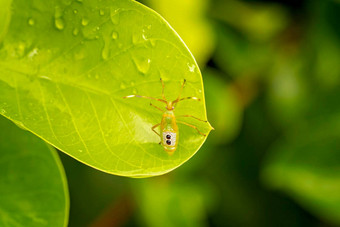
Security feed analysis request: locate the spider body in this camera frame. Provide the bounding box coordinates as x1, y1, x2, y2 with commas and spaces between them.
123, 79, 207, 155
160, 110, 178, 152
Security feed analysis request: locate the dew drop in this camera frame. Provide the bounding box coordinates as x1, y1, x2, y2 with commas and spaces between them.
133, 57, 151, 75
73, 28, 79, 36
55, 18, 65, 30
102, 35, 111, 60
102, 48, 109, 60
187, 63, 196, 72
132, 88, 138, 94
111, 31, 118, 40
14, 120, 26, 131
147, 24, 152, 29
198, 89, 202, 93
81, 17, 89, 26
110, 8, 120, 25
28, 18, 35, 26
99, 9, 105, 16
39, 75, 52, 81
130, 81, 135, 86
0, 109, 6, 115
78, 149, 83, 153
28, 48, 39, 59
17, 43, 26, 57
142, 29, 148, 40
73, 9, 78, 14
96, 26, 100, 31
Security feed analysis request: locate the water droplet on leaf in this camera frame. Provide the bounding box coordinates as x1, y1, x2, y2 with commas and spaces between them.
150, 39, 156, 47
102, 48, 109, 60
39, 75, 52, 81
55, 18, 65, 30
81, 17, 89, 26
133, 57, 151, 75
187, 63, 196, 72
73, 28, 79, 36
16, 43, 26, 57
112, 31, 118, 39
28, 48, 39, 59
142, 29, 148, 40
28, 18, 35, 26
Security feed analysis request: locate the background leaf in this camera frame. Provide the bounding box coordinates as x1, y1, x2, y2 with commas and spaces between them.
143, 0, 215, 66
262, 115, 340, 224
0, 116, 69, 227
0, 0, 212, 177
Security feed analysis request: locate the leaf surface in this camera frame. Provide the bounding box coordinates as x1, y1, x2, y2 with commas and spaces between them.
0, 0, 212, 177
0, 116, 69, 227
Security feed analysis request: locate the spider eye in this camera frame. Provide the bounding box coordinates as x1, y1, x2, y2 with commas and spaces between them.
166, 135, 171, 139
166, 140, 171, 145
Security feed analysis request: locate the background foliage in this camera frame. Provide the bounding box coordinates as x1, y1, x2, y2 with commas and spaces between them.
1, 0, 340, 226
68, 0, 338, 226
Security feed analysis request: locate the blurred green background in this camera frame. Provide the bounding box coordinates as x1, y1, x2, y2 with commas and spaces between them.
60, 0, 340, 226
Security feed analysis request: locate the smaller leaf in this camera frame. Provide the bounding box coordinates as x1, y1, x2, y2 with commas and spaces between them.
0, 116, 69, 227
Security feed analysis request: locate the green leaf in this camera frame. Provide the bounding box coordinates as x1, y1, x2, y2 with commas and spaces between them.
0, 116, 69, 227
0, 0, 212, 177
262, 116, 340, 224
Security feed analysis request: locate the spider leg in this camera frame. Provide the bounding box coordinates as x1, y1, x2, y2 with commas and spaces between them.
151, 123, 161, 137
177, 121, 206, 136
123, 95, 167, 104
172, 96, 200, 105
177, 115, 207, 122
150, 103, 163, 112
